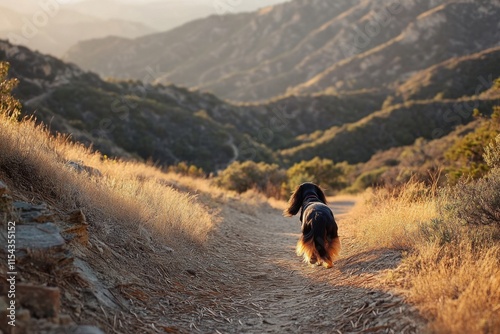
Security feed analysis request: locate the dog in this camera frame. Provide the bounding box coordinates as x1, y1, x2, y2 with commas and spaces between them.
283, 182, 340, 268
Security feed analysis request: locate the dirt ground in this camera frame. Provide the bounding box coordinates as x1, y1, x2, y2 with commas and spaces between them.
3, 191, 424, 333
148, 197, 424, 333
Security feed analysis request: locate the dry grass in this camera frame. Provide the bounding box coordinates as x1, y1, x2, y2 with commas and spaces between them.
406, 241, 500, 333
349, 182, 438, 249
346, 180, 500, 333
0, 114, 218, 245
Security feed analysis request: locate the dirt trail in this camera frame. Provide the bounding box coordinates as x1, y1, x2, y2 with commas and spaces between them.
163, 198, 423, 333
1, 188, 424, 333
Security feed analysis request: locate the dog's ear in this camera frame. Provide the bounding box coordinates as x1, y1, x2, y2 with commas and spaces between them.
283, 184, 303, 217
314, 184, 328, 204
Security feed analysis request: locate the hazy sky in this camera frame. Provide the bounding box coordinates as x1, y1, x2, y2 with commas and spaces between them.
0, 0, 292, 55
0, 0, 291, 15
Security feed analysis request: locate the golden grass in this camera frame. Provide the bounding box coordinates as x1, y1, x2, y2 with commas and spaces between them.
0, 114, 218, 245
349, 182, 438, 249
346, 181, 500, 333
406, 241, 500, 333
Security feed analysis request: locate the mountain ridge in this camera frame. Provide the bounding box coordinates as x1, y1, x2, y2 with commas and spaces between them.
64, 0, 500, 102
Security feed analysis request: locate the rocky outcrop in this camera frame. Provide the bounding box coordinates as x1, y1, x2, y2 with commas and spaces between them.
0, 180, 102, 334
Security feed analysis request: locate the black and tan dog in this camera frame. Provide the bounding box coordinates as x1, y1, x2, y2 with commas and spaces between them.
283, 182, 340, 268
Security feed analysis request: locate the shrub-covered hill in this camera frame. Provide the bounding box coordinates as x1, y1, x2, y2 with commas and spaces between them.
281, 97, 500, 165
395, 46, 500, 103
2, 39, 499, 177
0, 40, 387, 170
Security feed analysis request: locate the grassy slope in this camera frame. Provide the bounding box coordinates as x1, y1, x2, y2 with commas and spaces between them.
0, 111, 217, 246
345, 180, 500, 333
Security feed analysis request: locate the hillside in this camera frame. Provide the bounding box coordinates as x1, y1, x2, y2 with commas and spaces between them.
0, 105, 423, 332
293, 2, 500, 96
395, 46, 500, 102
0, 41, 272, 171
1, 40, 391, 171
281, 98, 500, 165
3, 38, 500, 180
64, 0, 500, 102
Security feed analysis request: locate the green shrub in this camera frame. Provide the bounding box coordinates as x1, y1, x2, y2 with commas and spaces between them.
445, 107, 500, 182
168, 162, 205, 178
286, 157, 346, 193
484, 134, 500, 169
444, 116, 500, 227
346, 167, 388, 193
0, 62, 21, 120
214, 161, 286, 198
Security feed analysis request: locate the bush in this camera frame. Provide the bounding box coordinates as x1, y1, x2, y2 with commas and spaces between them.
214, 161, 286, 198
286, 157, 346, 194
0, 62, 21, 120
484, 134, 500, 169
446, 132, 500, 227
346, 167, 387, 193
168, 162, 205, 178
445, 107, 500, 182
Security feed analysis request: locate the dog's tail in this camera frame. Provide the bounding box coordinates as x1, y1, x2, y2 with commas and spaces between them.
296, 212, 341, 268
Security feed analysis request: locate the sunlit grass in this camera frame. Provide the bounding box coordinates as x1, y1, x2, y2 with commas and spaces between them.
345, 180, 500, 333
406, 240, 500, 333
349, 182, 438, 249
0, 113, 217, 245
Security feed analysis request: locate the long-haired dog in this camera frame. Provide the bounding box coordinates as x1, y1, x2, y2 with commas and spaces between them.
283, 182, 340, 268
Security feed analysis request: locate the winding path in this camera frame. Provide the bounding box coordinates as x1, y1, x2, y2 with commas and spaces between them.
163, 197, 423, 333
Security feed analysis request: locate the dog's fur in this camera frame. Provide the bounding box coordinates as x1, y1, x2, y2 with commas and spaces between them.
283, 182, 340, 268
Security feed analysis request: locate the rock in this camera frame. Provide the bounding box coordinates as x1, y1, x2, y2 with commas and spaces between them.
68, 209, 87, 225
17, 309, 31, 322
66, 161, 102, 177
13, 201, 55, 223
16, 223, 66, 251
17, 284, 61, 318
63, 209, 89, 245
58, 314, 74, 325
73, 259, 122, 310
0, 296, 11, 333
12, 202, 48, 212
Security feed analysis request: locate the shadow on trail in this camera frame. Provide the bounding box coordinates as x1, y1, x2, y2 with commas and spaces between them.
336, 248, 403, 275
330, 200, 357, 215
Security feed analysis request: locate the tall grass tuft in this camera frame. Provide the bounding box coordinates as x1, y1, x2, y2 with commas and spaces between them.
349, 180, 438, 250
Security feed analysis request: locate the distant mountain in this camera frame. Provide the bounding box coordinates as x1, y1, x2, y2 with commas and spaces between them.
0, 0, 291, 33
292, 2, 500, 96
280, 98, 500, 165
0, 6, 155, 56
68, 0, 292, 31
64, 0, 500, 102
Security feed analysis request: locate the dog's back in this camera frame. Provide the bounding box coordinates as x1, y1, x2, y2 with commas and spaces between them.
302, 203, 338, 261
284, 182, 341, 268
